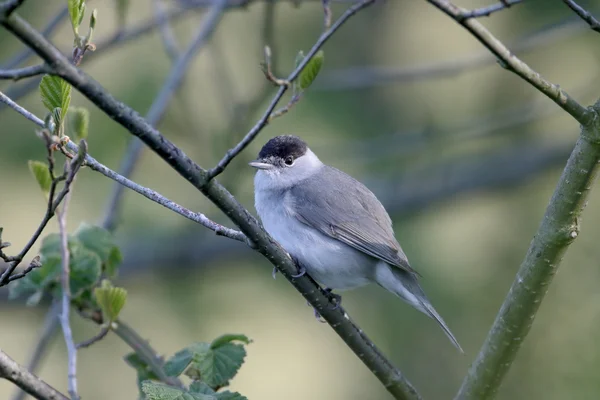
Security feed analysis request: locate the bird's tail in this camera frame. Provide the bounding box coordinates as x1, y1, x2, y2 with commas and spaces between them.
376, 263, 464, 353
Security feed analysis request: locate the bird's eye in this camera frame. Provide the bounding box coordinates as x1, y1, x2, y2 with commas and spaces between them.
284, 156, 294, 166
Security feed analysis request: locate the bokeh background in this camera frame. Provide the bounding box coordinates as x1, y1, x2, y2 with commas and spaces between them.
2, 0, 600, 399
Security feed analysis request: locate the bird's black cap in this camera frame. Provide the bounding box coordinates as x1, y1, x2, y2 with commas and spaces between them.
258, 135, 308, 160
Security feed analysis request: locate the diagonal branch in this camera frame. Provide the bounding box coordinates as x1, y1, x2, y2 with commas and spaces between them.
562, 0, 600, 33
206, 0, 377, 179
461, 0, 522, 19
425, 0, 593, 126
0, 349, 69, 400
0, 3, 423, 399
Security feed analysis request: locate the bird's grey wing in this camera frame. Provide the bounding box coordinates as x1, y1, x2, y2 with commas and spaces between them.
289, 166, 418, 276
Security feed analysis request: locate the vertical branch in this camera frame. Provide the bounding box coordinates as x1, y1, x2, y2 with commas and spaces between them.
455, 105, 600, 399
56, 141, 87, 400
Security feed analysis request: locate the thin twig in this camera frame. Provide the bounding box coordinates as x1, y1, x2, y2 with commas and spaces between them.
425, 0, 592, 126
0, 349, 69, 400
562, 0, 600, 33
101, 0, 229, 232
0, 0, 25, 16
11, 302, 60, 400
57, 141, 86, 400
76, 325, 111, 349
2, 92, 248, 244
153, 0, 181, 60
461, 0, 522, 19
207, 0, 377, 179
0, 64, 48, 80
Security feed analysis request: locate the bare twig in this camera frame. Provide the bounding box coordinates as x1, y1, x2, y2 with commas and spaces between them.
56, 141, 86, 400
76, 325, 111, 349
101, 0, 229, 232
322, 0, 332, 29
0, 0, 25, 17
0, 349, 69, 400
11, 302, 61, 400
153, 0, 181, 60
461, 0, 522, 19
0, 64, 48, 80
425, 0, 593, 126
562, 0, 600, 33
2, 92, 247, 244
207, 0, 377, 179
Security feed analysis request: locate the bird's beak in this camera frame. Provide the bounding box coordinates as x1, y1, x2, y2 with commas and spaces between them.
249, 160, 274, 170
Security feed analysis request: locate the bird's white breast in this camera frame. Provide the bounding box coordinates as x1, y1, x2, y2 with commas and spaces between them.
254, 178, 374, 290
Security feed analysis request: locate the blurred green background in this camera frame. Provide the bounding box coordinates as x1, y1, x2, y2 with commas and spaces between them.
2, 0, 600, 399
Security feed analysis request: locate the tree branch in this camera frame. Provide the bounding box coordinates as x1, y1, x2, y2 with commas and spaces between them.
206, 0, 377, 179
0, 349, 69, 400
0, 64, 48, 80
425, 0, 593, 126
0, 3, 423, 399
455, 102, 600, 399
562, 0, 600, 32
461, 0, 522, 19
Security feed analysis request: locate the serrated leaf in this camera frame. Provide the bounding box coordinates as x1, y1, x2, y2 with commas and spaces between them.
210, 334, 251, 350
94, 280, 127, 321
299, 50, 324, 90
184, 339, 248, 389
40, 75, 71, 123
68, 0, 86, 32
141, 381, 210, 400
164, 348, 193, 377
69, 246, 102, 297
28, 161, 51, 195
69, 107, 90, 141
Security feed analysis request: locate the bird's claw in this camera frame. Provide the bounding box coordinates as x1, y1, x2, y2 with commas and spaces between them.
291, 264, 306, 278
324, 287, 342, 310
272, 267, 278, 279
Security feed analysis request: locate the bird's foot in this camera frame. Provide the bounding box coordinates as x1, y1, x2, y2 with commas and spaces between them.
311, 306, 326, 323
324, 287, 342, 310
272, 267, 278, 279
291, 264, 306, 278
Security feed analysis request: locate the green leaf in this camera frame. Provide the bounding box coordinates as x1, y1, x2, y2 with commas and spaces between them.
184, 336, 249, 389
94, 280, 127, 322
68, 0, 86, 33
39, 75, 71, 123
299, 50, 324, 90
75, 223, 114, 262
69, 107, 90, 141
141, 381, 209, 400
75, 222, 122, 277
210, 334, 251, 350
164, 348, 193, 377
188, 382, 246, 400
8, 256, 61, 304
69, 245, 102, 297
28, 161, 52, 196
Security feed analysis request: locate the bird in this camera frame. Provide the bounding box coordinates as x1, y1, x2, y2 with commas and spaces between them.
249, 135, 462, 352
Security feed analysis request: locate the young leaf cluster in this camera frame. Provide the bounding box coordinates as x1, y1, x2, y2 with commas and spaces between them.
9, 223, 123, 307
127, 335, 252, 400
